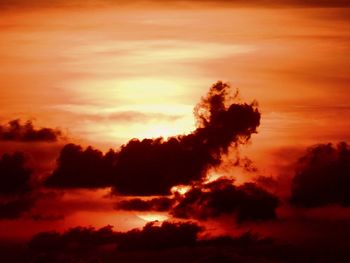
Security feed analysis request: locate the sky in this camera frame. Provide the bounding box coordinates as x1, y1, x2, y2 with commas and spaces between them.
0, 1, 350, 262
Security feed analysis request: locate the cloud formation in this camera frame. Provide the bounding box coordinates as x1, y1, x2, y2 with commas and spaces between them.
45, 144, 116, 189
0, 197, 35, 219
29, 221, 201, 253
0, 152, 32, 195
46, 82, 261, 195
23, 221, 327, 263
114, 177, 279, 223
291, 142, 350, 207
171, 178, 279, 222
0, 152, 36, 219
115, 197, 174, 212
0, 119, 61, 142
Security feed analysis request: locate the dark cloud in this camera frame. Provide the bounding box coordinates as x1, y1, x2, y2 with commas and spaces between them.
46, 82, 260, 195
111, 82, 260, 195
115, 197, 174, 212
23, 222, 334, 263
29, 225, 120, 252
0, 152, 32, 195
0, 152, 37, 219
45, 144, 116, 189
114, 178, 279, 223
0, 197, 35, 219
0, 119, 61, 142
172, 178, 279, 223
29, 221, 201, 252
290, 142, 350, 207
117, 221, 202, 251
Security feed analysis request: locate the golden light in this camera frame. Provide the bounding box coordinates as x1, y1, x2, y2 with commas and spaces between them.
204, 172, 223, 183
136, 213, 169, 222
171, 185, 191, 195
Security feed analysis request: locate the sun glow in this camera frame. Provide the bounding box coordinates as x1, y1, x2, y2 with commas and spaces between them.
136, 213, 169, 222
171, 185, 191, 195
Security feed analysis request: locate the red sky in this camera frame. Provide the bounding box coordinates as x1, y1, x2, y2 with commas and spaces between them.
0, 1, 350, 262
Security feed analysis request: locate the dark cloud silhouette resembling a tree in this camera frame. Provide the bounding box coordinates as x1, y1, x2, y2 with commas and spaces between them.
45, 81, 261, 196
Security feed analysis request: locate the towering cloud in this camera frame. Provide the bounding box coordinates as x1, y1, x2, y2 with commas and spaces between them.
45, 82, 261, 195
0, 119, 62, 142
291, 142, 350, 207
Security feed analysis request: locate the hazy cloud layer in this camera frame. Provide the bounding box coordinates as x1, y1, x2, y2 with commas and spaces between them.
1, 0, 350, 9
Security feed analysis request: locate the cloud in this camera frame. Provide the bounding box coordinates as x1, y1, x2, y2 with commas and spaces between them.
6, 219, 350, 262
45, 144, 116, 189
290, 142, 350, 207
23, 221, 318, 263
29, 225, 120, 252
0, 198, 35, 219
0, 119, 62, 142
117, 221, 202, 251
29, 221, 201, 253
45, 82, 261, 195
0, 152, 37, 219
115, 197, 174, 212
114, 177, 279, 223
171, 178, 279, 222
0, 152, 32, 195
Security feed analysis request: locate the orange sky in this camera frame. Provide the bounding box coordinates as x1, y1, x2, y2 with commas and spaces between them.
1, 4, 349, 149
0, 2, 350, 240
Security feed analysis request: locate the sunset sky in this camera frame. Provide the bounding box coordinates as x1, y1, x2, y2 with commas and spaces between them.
0, 1, 350, 262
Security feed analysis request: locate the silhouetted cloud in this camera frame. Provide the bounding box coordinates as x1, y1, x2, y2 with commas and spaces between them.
114, 178, 279, 223
0, 152, 37, 219
23, 221, 326, 263
0, 198, 35, 219
118, 221, 202, 251
0, 119, 61, 142
29, 221, 201, 253
45, 82, 261, 195
115, 197, 174, 212
172, 178, 279, 222
291, 142, 350, 207
45, 144, 116, 189
0, 152, 32, 195
29, 225, 120, 252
